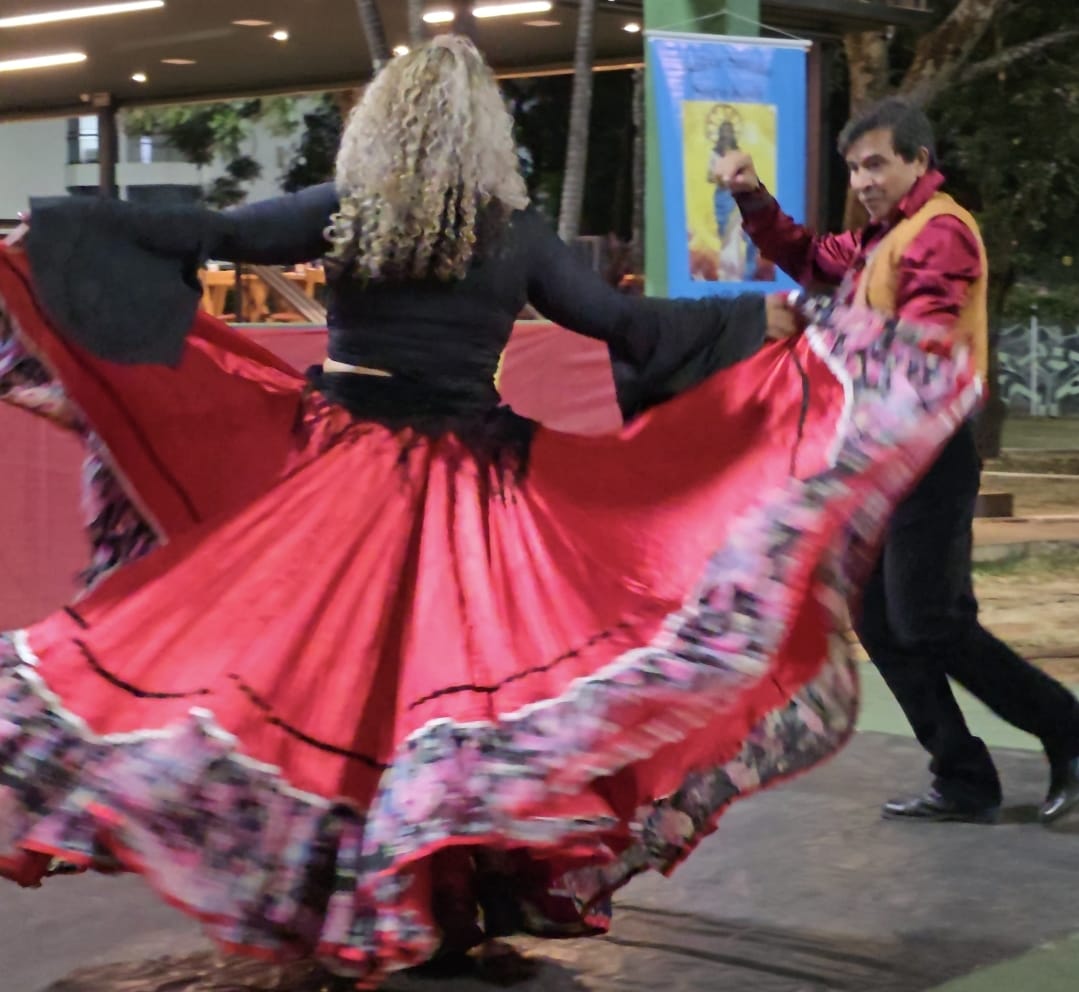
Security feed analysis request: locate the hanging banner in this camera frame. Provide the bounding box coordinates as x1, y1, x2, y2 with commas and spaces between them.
648, 31, 810, 298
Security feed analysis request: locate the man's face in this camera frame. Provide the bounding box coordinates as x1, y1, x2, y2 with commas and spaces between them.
845, 127, 929, 222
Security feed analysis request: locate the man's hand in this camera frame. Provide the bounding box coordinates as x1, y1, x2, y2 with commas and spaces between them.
3, 212, 29, 250
764, 292, 799, 341
712, 151, 761, 194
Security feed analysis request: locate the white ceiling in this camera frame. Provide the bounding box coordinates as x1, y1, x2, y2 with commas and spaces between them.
0, 1, 649, 118
0, 0, 930, 120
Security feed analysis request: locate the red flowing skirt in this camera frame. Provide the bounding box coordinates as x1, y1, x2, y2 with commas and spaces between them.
0, 246, 979, 985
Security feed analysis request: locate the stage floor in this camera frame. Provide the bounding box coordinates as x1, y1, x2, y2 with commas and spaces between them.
10, 686, 1079, 992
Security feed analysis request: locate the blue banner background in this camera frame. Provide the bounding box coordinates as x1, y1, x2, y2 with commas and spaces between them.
649, 33, 808, 298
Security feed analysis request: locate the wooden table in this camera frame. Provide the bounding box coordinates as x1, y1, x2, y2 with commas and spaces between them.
199, 265, 326, 322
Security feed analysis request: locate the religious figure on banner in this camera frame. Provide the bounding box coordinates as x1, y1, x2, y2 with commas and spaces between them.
684, 101, 777, 283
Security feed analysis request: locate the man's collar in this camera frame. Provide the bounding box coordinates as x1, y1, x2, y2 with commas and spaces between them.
894, 169, 946, 220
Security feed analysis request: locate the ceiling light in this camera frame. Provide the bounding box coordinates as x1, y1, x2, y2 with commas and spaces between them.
393, 44, 410, 56
233, 19, 272, 27
161, 57, 195, 65
131, 71, 147, 82
475, 1, 553, 17
623, 21, 641, 32
0, 51, 87, 72
271, 29, 289, 41
424, 1, 552, 23
0, 1, 164, 30
524, 19, 560, 27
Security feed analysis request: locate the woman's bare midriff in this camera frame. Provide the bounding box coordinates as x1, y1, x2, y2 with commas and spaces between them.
322, 357, 393, 377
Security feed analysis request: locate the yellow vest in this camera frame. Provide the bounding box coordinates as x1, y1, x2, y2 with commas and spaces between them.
854, 192, 989, 377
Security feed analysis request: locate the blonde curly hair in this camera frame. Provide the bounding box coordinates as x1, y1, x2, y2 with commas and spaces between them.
328, 34, 529, 282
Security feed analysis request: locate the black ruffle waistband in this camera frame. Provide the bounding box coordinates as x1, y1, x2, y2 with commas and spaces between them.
305, 367, 536, 481
310, 366, 500, 420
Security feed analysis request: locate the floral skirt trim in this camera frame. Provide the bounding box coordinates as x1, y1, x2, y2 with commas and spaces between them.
0, 629, 856, 982
0, 312, 979, 986
0, 288, 161, 590
558, 646, 859, 906
0, 282, 78, 428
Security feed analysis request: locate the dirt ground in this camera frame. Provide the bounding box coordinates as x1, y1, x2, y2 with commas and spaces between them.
982, 473, 1079, 516
974, 548, 1079, 682
981, 416, 1079, 516
1000, 416, 1079, 451
978, 420, 1079, 678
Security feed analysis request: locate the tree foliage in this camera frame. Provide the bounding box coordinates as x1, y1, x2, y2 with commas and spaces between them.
933, 3, 1079, 292
280, 95, 344, 192
123, 98, 297, 207
505, 71, 636, 236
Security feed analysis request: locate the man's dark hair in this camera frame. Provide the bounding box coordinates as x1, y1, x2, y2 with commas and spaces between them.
837, 97, 937, 166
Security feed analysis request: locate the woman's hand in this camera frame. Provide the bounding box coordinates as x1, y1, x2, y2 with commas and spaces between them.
764, 292, 800, 340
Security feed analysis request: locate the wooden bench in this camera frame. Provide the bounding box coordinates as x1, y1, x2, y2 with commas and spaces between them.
975, 491, 1014, 518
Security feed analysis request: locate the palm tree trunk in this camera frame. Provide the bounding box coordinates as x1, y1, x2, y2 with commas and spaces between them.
840, 30, 891, 231
630, 67, 645, 273
557, 0, 597, 243
452, 0, 478, 42
408, 0, 426, 47
353, 0, 391, 72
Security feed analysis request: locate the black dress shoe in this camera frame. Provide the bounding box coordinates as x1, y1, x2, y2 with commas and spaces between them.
1041, 757, 1079, 824
882, 790, 1000, 824
409, 950, 478, 979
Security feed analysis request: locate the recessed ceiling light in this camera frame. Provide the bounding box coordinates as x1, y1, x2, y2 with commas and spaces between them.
475, 1, 553, 17
393, 44, 410, 56
271, 29, 289, 42
424, 2, 553, 23
0, 51, 87, 72
161, 57, 196, 65
131, 71, 147, 82
232, 19, 272, 27
0, 1, 164, 30
0, 51, 86, 73
524, 19, 560, 27
623, 21, 641, 32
